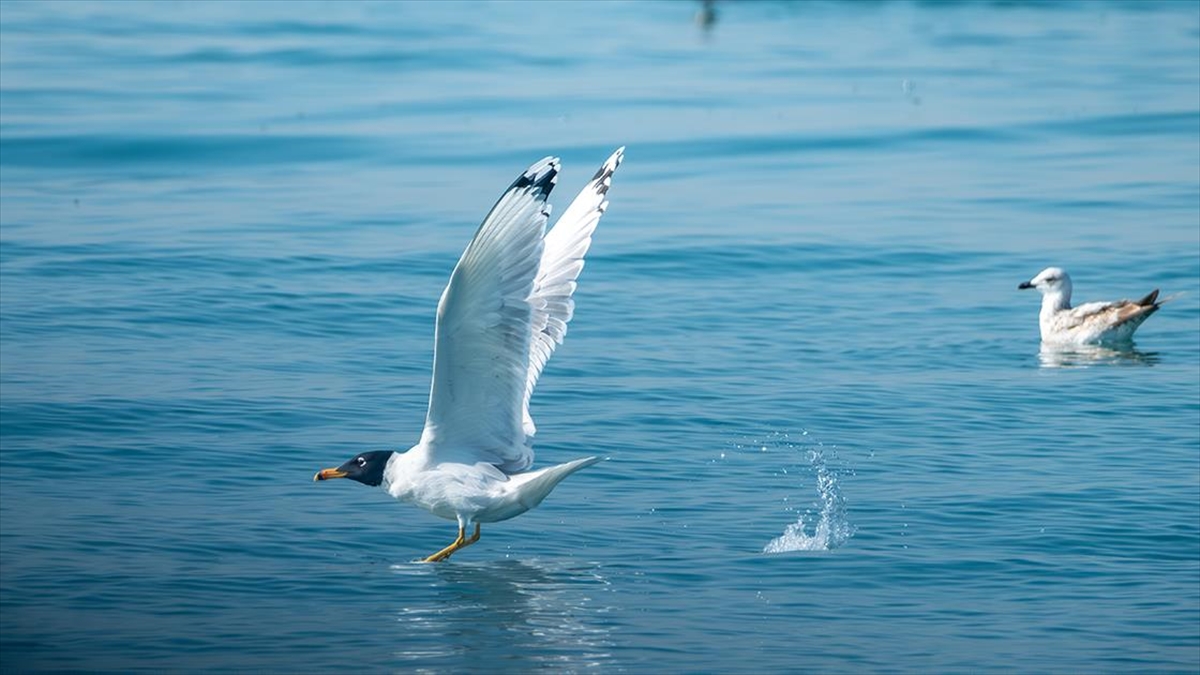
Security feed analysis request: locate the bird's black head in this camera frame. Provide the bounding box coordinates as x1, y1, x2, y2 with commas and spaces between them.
313, 450, 393, 487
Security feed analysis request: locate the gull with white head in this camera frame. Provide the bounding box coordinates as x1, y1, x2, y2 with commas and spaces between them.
1018, 266, 1164, 345
315, 148, 624, 562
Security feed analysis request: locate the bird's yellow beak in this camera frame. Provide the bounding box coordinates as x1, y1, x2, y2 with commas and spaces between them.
313, 468, 348, 482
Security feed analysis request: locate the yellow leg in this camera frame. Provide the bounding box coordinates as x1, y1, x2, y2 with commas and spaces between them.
421, 523, 481, 563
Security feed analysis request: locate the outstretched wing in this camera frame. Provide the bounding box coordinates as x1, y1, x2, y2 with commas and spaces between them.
420, 157, 559, 473
522, 147, 624, 441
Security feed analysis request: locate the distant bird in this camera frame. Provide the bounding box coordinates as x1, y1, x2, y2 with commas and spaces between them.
695, 0, 717, 29
315, 148, 623, 562
1018, 266, 1164, 345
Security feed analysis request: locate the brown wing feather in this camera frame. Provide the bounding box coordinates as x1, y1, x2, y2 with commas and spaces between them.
1109, 299, 1159, 328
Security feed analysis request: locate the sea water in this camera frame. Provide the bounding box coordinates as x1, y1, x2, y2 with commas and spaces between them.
2, 1, 1198, 673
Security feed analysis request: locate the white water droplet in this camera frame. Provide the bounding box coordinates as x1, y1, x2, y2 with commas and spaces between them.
763, 447, 855, 554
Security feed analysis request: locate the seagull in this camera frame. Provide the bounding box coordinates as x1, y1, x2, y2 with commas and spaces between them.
1018, 266, 1164, 345
315, 148, 623, 562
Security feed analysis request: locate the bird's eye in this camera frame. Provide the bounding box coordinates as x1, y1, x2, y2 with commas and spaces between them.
357, 457, 366, 467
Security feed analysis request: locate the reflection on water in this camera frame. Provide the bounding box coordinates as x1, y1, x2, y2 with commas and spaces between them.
1037, 343, 1160, 369
388, 558, 615, 672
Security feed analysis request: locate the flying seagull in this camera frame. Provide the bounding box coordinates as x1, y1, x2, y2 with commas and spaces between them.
315, 148, 623, 562
1018, 266, 1164, 345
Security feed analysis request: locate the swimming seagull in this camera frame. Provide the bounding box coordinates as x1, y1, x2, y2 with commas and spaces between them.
315, 148, 623, 562
1018, 266, 1164, 345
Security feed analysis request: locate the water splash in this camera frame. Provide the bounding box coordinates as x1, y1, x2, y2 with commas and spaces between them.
761, 437, 855, 554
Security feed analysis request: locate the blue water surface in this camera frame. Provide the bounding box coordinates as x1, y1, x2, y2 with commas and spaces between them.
2, 1, 1198, 673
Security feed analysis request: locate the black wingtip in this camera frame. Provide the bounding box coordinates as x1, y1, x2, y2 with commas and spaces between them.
587, 147, 625, 197
512, 156, 560, 201
1137, 289, 1160, 307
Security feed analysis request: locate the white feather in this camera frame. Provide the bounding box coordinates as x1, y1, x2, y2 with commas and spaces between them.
417, 148, 625, 476
418, 156, 558, 473
524, 147, 624, 440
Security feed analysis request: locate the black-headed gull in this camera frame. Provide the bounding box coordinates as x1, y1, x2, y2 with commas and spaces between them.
1018, 266, 1163, 345
316, 148, 623, 562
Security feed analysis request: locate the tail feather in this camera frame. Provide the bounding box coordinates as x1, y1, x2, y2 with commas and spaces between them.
480, 456, 603, 524
514, 456, 602, 512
